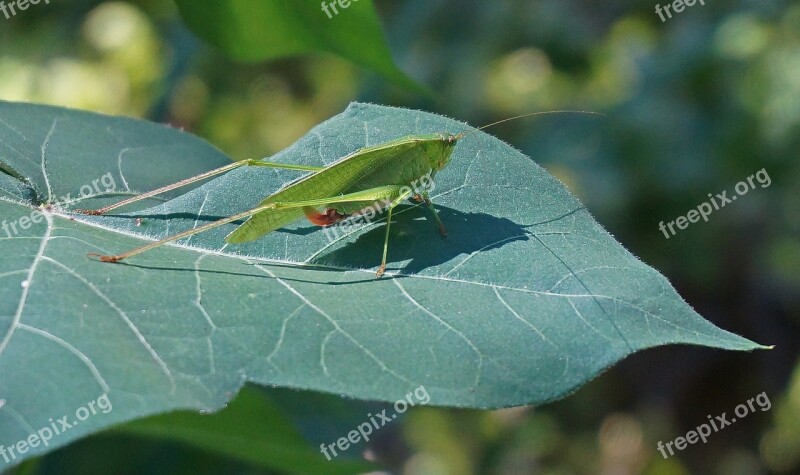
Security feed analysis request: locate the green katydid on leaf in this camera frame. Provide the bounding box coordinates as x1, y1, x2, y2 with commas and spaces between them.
79, 132, 460, 278
0, 101, 767, 468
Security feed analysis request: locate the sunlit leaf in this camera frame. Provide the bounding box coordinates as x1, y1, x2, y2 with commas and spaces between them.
0, 101, 765, 468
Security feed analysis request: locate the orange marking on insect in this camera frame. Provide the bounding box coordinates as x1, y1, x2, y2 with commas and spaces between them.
303, 207, 346, 226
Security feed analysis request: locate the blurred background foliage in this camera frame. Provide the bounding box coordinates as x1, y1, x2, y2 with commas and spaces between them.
1, 0, 798, 473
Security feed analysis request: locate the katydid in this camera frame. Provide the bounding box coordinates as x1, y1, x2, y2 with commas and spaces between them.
81, 133, 460, 277
79, 111, 599, 277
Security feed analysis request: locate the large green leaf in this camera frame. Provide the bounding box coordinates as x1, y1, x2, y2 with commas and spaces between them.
114, 385, 375, 475
173, 0, 423, 92
0, 101, 765, 468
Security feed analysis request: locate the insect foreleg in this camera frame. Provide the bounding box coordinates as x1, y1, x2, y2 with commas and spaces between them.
421, 191, 447, 238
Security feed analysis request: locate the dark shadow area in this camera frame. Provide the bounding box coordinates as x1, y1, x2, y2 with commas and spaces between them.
308, 203, 575, 275
89, 202, 581, 281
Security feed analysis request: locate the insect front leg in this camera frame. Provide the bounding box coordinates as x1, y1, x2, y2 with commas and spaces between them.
421, 191, 447, 238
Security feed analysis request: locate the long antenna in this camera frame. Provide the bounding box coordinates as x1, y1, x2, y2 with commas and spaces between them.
477, 110, 606, 131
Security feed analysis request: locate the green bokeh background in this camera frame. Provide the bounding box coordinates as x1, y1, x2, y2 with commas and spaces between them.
1, 0, 798, 473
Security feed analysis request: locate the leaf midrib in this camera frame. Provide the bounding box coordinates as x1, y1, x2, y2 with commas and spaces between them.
55, 209, 743, 351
